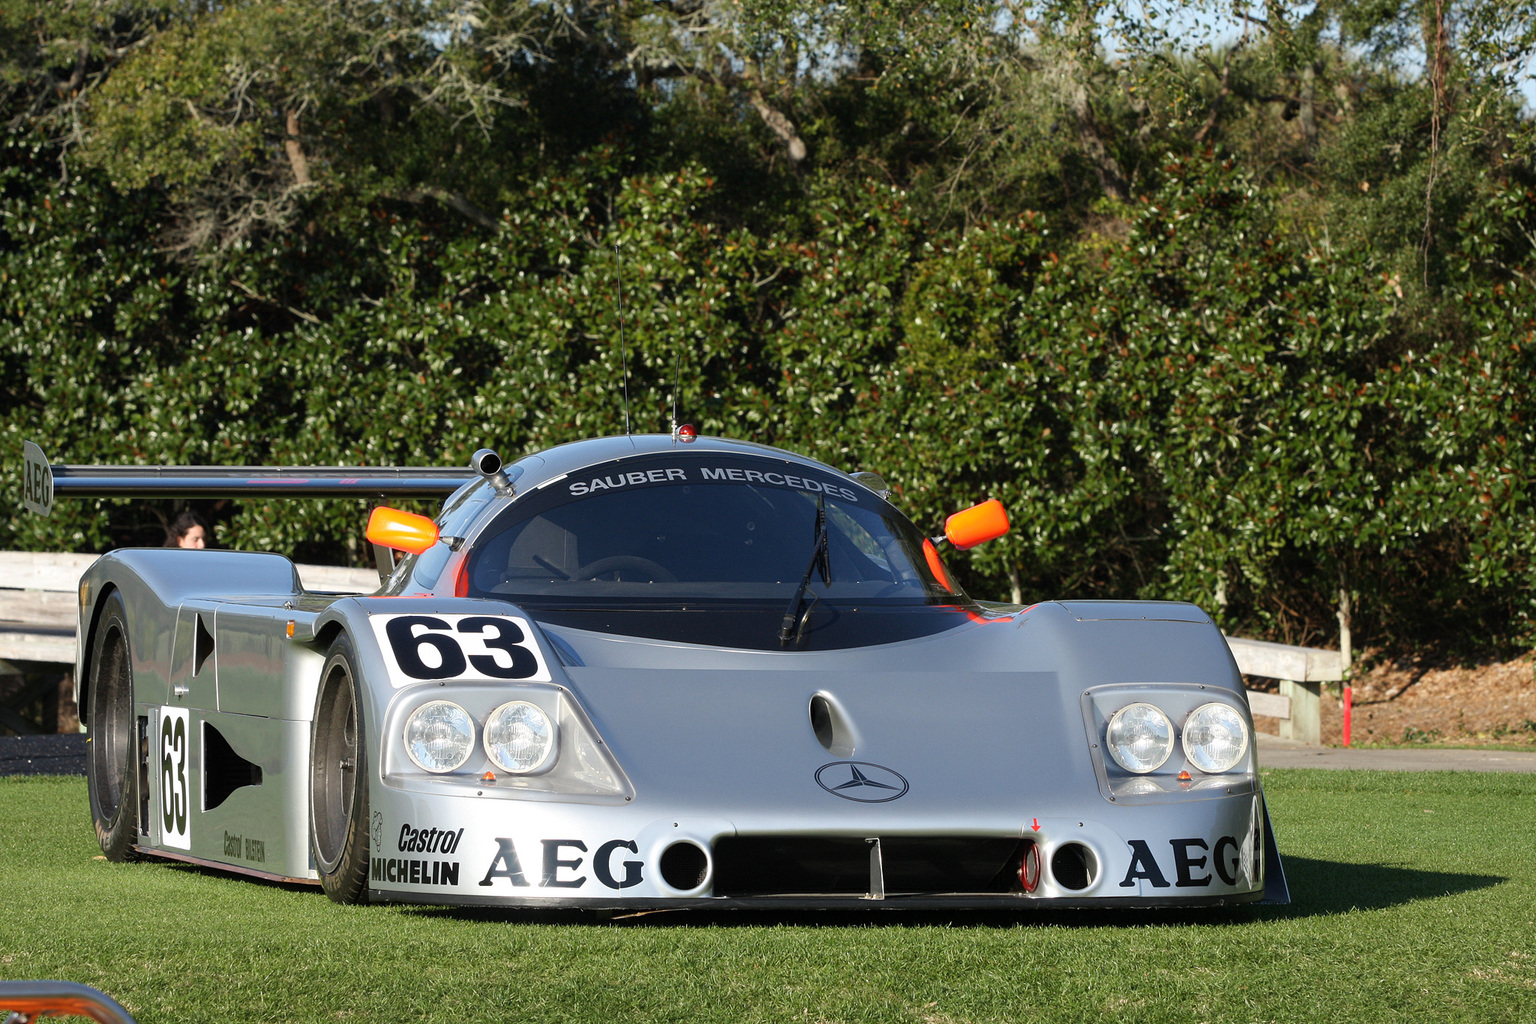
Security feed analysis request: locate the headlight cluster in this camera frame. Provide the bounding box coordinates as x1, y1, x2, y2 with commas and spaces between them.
403, 699, 557, 775
1105, 701, 1248, 775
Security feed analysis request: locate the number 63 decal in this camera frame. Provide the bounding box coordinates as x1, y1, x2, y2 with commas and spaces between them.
372, 614, 550, 685
160, 707, 191, 849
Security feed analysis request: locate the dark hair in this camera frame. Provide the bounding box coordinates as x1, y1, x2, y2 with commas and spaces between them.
165, 510, 211, 547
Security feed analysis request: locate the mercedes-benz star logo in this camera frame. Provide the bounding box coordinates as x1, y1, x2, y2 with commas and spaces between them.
814, 761, 910, 803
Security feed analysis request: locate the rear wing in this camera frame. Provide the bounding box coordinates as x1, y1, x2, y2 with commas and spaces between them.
22, 440, 471, 517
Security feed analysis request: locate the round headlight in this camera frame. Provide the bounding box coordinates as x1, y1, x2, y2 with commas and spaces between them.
1183, 702, 1250, 773
483, 700, 556, 775
403, 700, 475, 773
1106, 702, 1174, 774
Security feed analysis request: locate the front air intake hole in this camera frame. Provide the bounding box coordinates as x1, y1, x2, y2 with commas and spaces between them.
808, 692, 857, 758
810, 696, 833, 749
1050, 842, 1097, 891
659, 842, 709, 891
711, 836, 1024, 897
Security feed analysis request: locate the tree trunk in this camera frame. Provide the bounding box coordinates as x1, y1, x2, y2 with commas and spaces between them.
1067, 80, 1129, 202
1298, 64, 1317, 155
284, 109, 312, 186
1053, 13, 1129, 203
745, 88, 807, 165
1420, 0, 1451, 277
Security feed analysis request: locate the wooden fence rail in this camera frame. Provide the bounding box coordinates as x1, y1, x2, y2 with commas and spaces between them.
1224, 636, 1344, 745
0, 552, 376, 734
3, 552, 1343, 742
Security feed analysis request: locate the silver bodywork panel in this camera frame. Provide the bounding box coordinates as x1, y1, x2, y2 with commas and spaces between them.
66, 433, 1287, 908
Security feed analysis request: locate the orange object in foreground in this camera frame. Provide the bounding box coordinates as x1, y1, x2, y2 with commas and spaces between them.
366, 505, 440, 554
0, 980, 138, 1024
945, 499, 1010, 550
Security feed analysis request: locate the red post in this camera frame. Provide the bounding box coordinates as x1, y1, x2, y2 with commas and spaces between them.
1342, 685, 1353, 747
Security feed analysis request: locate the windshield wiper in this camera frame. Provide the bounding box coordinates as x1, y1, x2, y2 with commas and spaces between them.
778, 495, 831, 647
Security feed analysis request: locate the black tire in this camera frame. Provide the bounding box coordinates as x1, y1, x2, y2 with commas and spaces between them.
86, 591, 140, 862
310, 632, 370, 904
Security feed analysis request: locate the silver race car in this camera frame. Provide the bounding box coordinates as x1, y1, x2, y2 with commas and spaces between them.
24, 433, 1286, 908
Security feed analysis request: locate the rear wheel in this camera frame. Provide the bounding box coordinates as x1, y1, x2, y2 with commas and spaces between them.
86, 591, 140, 861
310, 632, 370, 903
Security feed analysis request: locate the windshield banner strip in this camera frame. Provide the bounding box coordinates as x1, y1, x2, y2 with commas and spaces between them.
567, 465, 860, 502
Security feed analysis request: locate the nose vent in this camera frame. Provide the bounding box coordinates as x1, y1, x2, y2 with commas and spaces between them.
1050, 842, 1098, 891
659, 841, 709, 891
809, 692, 858, 758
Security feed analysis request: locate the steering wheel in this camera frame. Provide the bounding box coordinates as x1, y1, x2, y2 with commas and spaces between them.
573, 555, 677, 582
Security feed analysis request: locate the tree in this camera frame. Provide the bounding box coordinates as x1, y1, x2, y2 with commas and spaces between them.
0, 1, 174, 167
77, 0, 601, 251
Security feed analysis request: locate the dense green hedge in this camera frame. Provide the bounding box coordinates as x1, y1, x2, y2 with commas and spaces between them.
4, 139, 1534, 654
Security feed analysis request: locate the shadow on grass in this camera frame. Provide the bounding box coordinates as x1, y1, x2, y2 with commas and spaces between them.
1259, 854, 1505, 919
396, 854, 1503, 929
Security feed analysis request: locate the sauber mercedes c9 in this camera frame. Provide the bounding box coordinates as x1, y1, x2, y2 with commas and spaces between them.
23, 433, 1286, 909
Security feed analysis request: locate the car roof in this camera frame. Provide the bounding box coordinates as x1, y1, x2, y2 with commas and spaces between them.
504, 433, 845, 495
433, 432, 867, 540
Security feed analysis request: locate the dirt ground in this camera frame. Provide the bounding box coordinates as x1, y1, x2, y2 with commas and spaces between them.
1250, 651, 1536, 748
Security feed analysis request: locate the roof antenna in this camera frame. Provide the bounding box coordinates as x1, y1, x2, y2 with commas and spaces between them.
669, 348, 681, 435
612, 243, 632, 435
668, 348, 697, 442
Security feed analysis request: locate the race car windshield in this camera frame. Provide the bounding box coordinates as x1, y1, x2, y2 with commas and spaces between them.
464, 457, 959, 607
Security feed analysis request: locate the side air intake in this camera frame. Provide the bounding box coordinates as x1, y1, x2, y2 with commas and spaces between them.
203, 723, 262, 811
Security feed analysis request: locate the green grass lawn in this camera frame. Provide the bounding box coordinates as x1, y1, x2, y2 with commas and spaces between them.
3, 770, 1534, 1024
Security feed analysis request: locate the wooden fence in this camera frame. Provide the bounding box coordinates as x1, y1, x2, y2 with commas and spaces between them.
3, 552, 1342, 741
0, 552, 376, 734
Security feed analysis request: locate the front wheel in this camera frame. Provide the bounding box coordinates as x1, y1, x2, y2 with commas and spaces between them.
309, 633, 370, 903
86, 591, 140, 862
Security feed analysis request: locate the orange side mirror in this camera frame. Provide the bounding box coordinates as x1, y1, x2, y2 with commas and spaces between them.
944, 499, 1010, 550
366, 506, 440, 555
